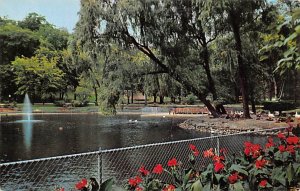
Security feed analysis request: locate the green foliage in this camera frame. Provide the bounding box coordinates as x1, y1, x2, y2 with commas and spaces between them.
185, 94, 197, 105
12, 54, 65, 101
54, 100, 65, 107
18, 12, 47, 31
71, 100, 88, 107
262, 101, 296, 112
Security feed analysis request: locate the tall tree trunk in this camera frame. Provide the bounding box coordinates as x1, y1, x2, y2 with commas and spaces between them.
294, 70, 297, 103
230, 15, 251, 118
94, 86, 98, 106
127, 90, 130, 104
273, 77, 278, 100
144, 93, 147, 105
159, 96, 164, 104
131, 89, 134, 104
203, 45, 217, 100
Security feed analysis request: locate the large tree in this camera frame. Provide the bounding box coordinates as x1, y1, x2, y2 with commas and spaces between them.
76, 0, 226, 117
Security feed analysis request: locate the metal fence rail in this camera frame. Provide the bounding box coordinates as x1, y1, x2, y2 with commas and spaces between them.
0, 127, 285, 190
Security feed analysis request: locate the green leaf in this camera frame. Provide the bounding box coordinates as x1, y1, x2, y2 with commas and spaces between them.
287, 163, 294, 184
203, 183, 211, 191
183, 169, 193, 186
233, 182, 245, 191
284, 33, 297, 44
271, 167, 286, 186
229, 164, 249, 176
191, 180, 203, 191
100, 178, 114, 191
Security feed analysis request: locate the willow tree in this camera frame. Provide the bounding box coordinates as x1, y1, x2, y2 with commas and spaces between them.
76, 0, 226, 117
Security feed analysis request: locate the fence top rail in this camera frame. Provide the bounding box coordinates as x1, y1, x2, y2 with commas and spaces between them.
0, 127, 286, 166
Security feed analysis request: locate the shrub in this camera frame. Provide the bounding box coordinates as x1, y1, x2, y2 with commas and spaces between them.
186, 94, 197, 105
262, 101, 296, 113
71, 100, 88, 107
54, 100, 65, 107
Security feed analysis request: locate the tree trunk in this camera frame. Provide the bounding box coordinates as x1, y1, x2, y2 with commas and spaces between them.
131, 89, 134, 104
94, 86, 98, 106
144, 93, 147, 105
153, 93, 157, 103
127, 90, 130, 104
294, 70, 297, 103
230, 14, 251, 118
203, 45, 217, 100
159, 96, 164, 104
273, 77, 278, 100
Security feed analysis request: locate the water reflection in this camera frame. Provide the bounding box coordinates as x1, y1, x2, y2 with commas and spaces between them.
22, 121, 33, 151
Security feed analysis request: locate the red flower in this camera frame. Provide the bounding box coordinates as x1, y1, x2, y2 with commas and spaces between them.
277, 132, 285, 139
278, 145, 285, 152
244, 147, 251, 156
214, 162, 225, 173
163, 184, 175, 191
244, 142, 261, 158
286, 145, 295, 154
265, 137, 274, 149
128, 176, 142, 187
213, 155, 225, 163
265, 142, 274, 149
255, 159, 267, 169
203, 148, 214, 158
75, 178, 87, 190
189, 144, 200, 156
167, 158, 177, 167
286, 136, 299, 145
139, 166, 150, 176
259, 180, 268, 188
189, 144, 196, 150
244, 141, 253, 147
129, 178, 137, 187
220, 148, 227, 154
135, 186, 143, 191
228, 172, 239, 184
153, 164, 164, 174
135, 176, 142, 184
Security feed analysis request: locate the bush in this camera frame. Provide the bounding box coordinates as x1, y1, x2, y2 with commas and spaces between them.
71, 100, 88, 107
262, 101, 296, 113
186, 94, 197, 105
54, 100, 65, 107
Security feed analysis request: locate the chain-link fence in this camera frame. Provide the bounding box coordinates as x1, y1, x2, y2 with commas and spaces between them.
0, 127, 285, 190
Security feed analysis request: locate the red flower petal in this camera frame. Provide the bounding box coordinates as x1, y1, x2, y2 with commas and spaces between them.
228, 172, 239, 184
286, 136, 299, 145
214, 162, 224, 173
259, 180, 268, 187
167, 158, 177, 167
152, 164, 164, 174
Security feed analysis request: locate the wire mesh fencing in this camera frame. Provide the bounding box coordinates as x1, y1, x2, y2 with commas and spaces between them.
0, 127, 285, 190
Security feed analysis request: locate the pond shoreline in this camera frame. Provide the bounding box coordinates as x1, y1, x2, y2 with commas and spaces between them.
178, 115, 289, 135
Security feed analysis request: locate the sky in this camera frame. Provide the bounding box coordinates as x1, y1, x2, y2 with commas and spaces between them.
0, 0, 80, 32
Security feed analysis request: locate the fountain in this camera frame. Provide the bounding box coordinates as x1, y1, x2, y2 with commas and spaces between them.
23, 93, 32, 121
14, 94, 43, 150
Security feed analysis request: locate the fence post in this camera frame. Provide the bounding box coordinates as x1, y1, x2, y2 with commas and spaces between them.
98, 147, 102, 185
217, 137, 220, 156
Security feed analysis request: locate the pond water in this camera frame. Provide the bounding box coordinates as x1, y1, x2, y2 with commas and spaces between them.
0, 113, 207, 163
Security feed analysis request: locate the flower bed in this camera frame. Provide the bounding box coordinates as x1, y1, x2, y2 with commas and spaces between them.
59, 125, 300, 191
124, 126, 300, 191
